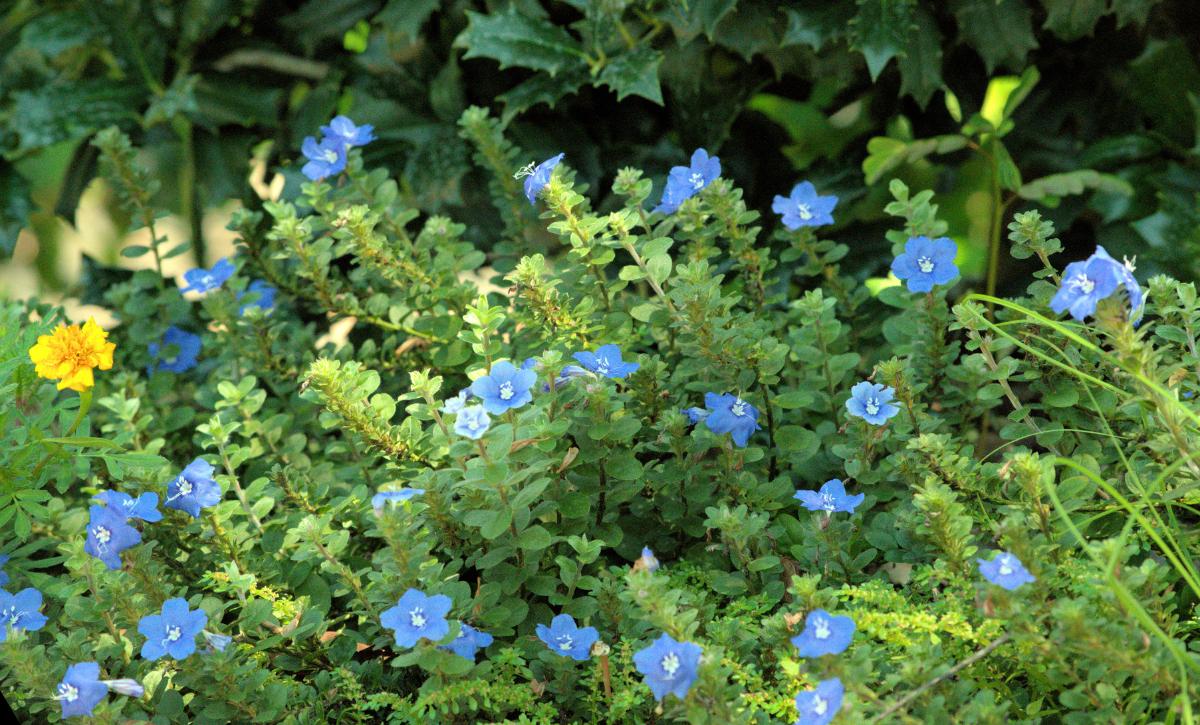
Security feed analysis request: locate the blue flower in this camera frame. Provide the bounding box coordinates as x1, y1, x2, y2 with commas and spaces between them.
203, 630, 232, 652
441, 623, 494, 662
138, 598, 207, 661
56, 663, 109, 719
96, 490, 162, 523
301, 135, 348, 180
772, 181, 838, 229
682, 407, 708, 425
1049, 254, 1121, 322
703, 392, 761, 447
441, 389, 470, 414
180, 258, 235, 294
0, 587, 47, 641
573, 344, 639, 379
381, 589, 452, 648
85, 504, 142, 570
524, 153, 565, 205
550, 364, 590, 389
521, 357, 540, 371
891, 236, 959, 293
536, 614, 600, 661
794, 678, 844, 725
790, 609, 855, 658
638, 546, 660, 573
0, 554, 8, 588
238, 280, 277, 315
320, 115, 376, 147
454, 405, 491, 440
164, 458, 222, 518
470, 361, 537, 414
632, 633, 702, 702
793, 479, 864, 515
977, 551, 1035, 591
372, 488, 425, 513
148, 326, 201, 373
1092, 246, 1144, 321
654, 148, 722, 215
845, 381, 899, 426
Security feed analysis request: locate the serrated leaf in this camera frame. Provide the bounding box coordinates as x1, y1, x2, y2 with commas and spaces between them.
599, 48, 664, 104
712, 0, 782, 62
1041, 0, 1106, 41
781, 2, 854, 50
499, 67, 588, 123
9, 81, 141, 152
375, 0, 440, 41
456, 9, 586, 76
0, 164, 32, 257
661, 0, 739, 41
951, 0, 1038, 73
897, 6, 943, 107
851, 0, 915, 81
1017, 170, 1133, 202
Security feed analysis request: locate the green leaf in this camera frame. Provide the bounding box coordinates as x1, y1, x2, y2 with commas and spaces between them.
1017, 170, 1134, 202
781, 3, 854, 50
456, 9, 586, 76
862, 135, 968, 184
375, 0, 440, 41
516, 525, 552, 550
661, 0, 738, 41
897, 6, 943, 107
992, 140, 1023, 192
645, 255, 672, 285
599, 48, 664, 105
0, 164, 32, 257
9, 82, 141, 153
851, 0, 915, 81
1041, 0, 1106, 41
712, 0, 783, 62
499, 68, 588, 124
951, 0, 1038, 73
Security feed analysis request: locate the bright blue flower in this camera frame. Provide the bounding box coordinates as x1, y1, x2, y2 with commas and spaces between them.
238, 280, 277, 315
682, 407, 708, 425
1092, 246, 1144, 321
793, 479, 864, 515
794, 677, 844, 725
85, 504, 141, 570
654, 148, 722, 214
148, 326, 201, 374
891, 236, 959, 293
381, 588, 453, 648
138, 598, 207, 661
1049, 254, 1122, 322
470, 361, 536, 414
845, 381, 899, 426
703, 392, 761, 447
203, 630, 232, 652
56, 663, 109, 719
524, 153, 564, 205
180, 257, 235, 294
0, 554, 8, 588
536, 614, 599, 661
790, 609, 855, 658
164, 458, 222, 518
320, 115, 376, 147
632, 633, 702, 702
573, 344, 639, 379
96, 490, 162, 523
0, 587, 47, 641
639, 546, 660, 573
454, 405, 491, 440
301, 135, 347, 180
772, 181, 838, 229
440, 623, 493, 662
977, 551, 1036, 591
372, 488, 425, 512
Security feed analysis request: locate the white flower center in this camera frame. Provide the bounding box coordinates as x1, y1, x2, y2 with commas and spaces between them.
178, 479, 193, 497
797, 203, 813, 220
689, 172, 704, 190
813, 695, 828, 716
323, 149, 339, 163
409, 608, 427, 628
730, 399, 747, 417
661, 652, 681, 678
199, 274, 213, 288
813, 617, 831, 640
820, 493, 836, 512
94, 525, 111, 546
865, 398, 880, 416
917, 256, 935, 274
2, 607, 19, 624
58, 683, 79, 702
557, 635, 574, 651
596, 359, 610, 375
166, 626, 182, 642
998, 557, 1014, 576
498, 382, 514, 400
1071, 274, 1095, 294
468, 417, 481, 431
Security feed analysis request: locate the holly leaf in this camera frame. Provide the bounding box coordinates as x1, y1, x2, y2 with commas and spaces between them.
0, 164, 31, 257
660, 0, 739, 42
455, 8, 586, 76
851, 0, 915, 81
500, 68, 589, 123
898, 6, 943, 107
781, 2, 854, 50
9, 81, 141, 153
951, 0, 1038, 73
1041, 0, 1106, 41
599, 48, 664, 105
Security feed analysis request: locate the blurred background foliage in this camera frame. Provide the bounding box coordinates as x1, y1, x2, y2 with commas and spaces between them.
1, 0, 1198, 300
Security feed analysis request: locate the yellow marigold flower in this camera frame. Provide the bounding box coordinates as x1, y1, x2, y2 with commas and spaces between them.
28, 317, 116, 391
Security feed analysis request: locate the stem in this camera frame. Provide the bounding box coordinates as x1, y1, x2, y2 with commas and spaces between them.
215, 439, 265, 533
870, 634, 1012, 722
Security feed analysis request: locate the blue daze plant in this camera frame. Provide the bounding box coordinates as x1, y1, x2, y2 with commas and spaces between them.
95, 490, 162, 522
793, 479, 864, 515
380, 589, 452, 648
536, 614, 599, 661
572, 344, 639, 379
891, 236, 959, 293
702, 392, 760, 447
441, 624, 493, 662
790, 609, 855, 657
773, 181, 838, 229
137, 598, 207, 661
147, 326, 201, 373
372, 488, 424, 513
1051, 245, 1144, 322
164, 458, 221, 518
844, 381, 899, 425
179, 258, 235, 294
522, 153, 564, 205
654, 148, 720, 214
632, 634, 702, 702
977, 552, 1036, 591
794, 678, 844, 725
470, 360, 536, 413
0, 587, 47, 641
56, 662, 143, 719
453, 405, 491, 439
84, 504, 141, 570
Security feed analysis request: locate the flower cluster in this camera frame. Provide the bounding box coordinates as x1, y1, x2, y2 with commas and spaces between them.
301, 115, 376, 180
1050, 245, 1144, 322
654, 148, 721, 214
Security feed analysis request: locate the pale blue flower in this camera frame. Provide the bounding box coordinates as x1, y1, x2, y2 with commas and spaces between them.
440, 623, 493, 662
372, 488, 425, 512
793, 480, 864, 515
977, 551, 1035, 591
85, 504, 141, 570
381, 589, 452, 648
1050, 253, 1121, 322
138, 598, 207, 661
654, 148, 721, 214
0, 587, 47, 641
536, 614, 599, 661
632, 633, 702, 702
573, 344, 639, 379
320, 115, 376, 147
794, 678, 843, 725
772, 181, 838, 229
703, 392, 761, 447
96, 490, 162, 523
524, 153, 564, 205
164, 458, 221, 518
469, 361, 536, 414
790, 609, 855, 658
845, 382, 899, 426
892, 236, 959, 293
454, 405, 491, 439
180, 258, 235, 294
